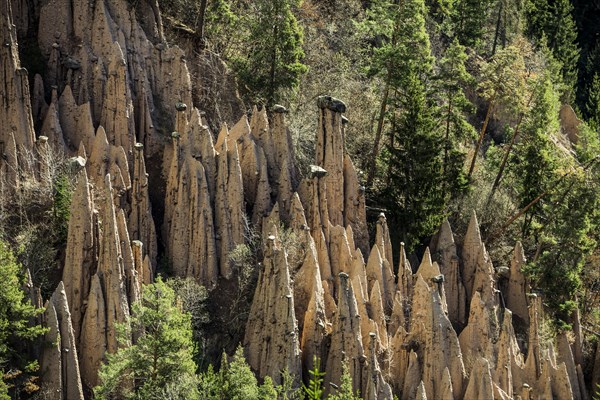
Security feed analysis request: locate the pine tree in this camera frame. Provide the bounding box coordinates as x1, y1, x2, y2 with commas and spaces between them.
468, 44, 527, 178
303, 357, 324, 400
0, 241, 46, 398
94, 278, 199, 399
364, 0, 434, 185
511, 72, 560, 236
585, 73, 600, 131
452, 0, 494, 48
384, 70, 445, 250
232, 0, 307, 106
435, 38, 476, 199
220, 346, 260, 400
327, 363, 361, 400
526, 0, 580, 101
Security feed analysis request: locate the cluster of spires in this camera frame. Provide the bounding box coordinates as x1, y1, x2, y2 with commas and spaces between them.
1, 0, 599, 398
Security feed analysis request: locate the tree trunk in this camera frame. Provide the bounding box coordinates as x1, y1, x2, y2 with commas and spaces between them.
492, 1, 503, 56
195, 0, 209, 49
367, 77, 392, 187
487, 89, 535, 205
442, 93, 453, 198
467, 95, 496, 179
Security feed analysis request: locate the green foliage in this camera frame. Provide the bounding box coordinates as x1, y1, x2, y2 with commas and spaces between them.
435, 38, 476, 198
258, 376, 279, 400
167, 277, 209, 364
452, 0, 494, 48
585, 73, 600, 131
383, 69, 445, 251
328, 363, 361, 400
478, 44, 528, 113
525, 0, 580, 100
303, 357, 324, 400
0, 240, 46, 398
95, 277, 199, 399
219, 347, 260, 400
592, 383, 600, 400
231, 0, 308, 105
364, 0, 434, 85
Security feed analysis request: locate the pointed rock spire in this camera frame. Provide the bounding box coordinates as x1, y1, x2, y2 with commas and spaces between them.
62, 168, 96, 342
325, 272, 367, 397
0, 0, 35, 150
129, 142, 157, 269
244, 234, 302, 385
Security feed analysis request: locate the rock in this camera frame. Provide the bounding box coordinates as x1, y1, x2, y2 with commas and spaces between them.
317, 95, 347, 113
58, 85, 95, 153
99, 41, 135, 156
316, 96, 346, 227
170, 155, 218, 287
129, 142, 157, 269
560, 104, 581, 144
40, 301, 62, 398
431, 219, 466, 328
593, 341, 600, 398
458, 292, 495, 371
462, 211, 482, 302
0, 0, 36, 151
325, 272, 367, 397
505, 241, 529, 325
62, 169, 96, 343
463, 357, 495, 400
556, 333, 583, 400
309, 164, 328, 178
244, 233, 302, 385
40, 94, 67, 151
214, 139, 245, 279
97, 175, 131, 355
80, 274, 106, 390
493, 309, 522, 399
50, 282, 85, 399
343, 154, 369, 258
402, 351, 421, 400
373, 213, 396, 312
365, 332, 393, 400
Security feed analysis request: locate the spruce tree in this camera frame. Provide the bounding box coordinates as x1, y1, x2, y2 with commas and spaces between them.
435, 38, 476, 199
468, 44, 527, 178
585, 73, 600, 131
0, 241, 46, 399
232, 0, 307, 106
94, 278, 199, 399
452, 0, 494, 48
364, 0, 434, 185
384, 70, 445, 250
526, 0, 580, 101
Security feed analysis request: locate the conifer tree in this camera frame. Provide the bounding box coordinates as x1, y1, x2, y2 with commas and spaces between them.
232, 0, 307, 106
468, 44, 527, 178
0, 241, 46, 399
364, 0, 434, 185
95, 278, 199, 399
435, 38, 476, 199
585, 73, 600, 131
452, 0, 494, 48
526, 0, 580, 100
384, 70, 445, 249
328, 363, 361, 400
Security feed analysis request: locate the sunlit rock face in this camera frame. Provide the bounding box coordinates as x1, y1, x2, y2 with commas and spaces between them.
2, 1, 591, 399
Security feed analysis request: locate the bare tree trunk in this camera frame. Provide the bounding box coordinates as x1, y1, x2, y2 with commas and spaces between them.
367, 77, 392, 187
487, 89, 535, 205
195, 0, 209, 49
467, 94, 496, 179
442, 94, 453, 198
